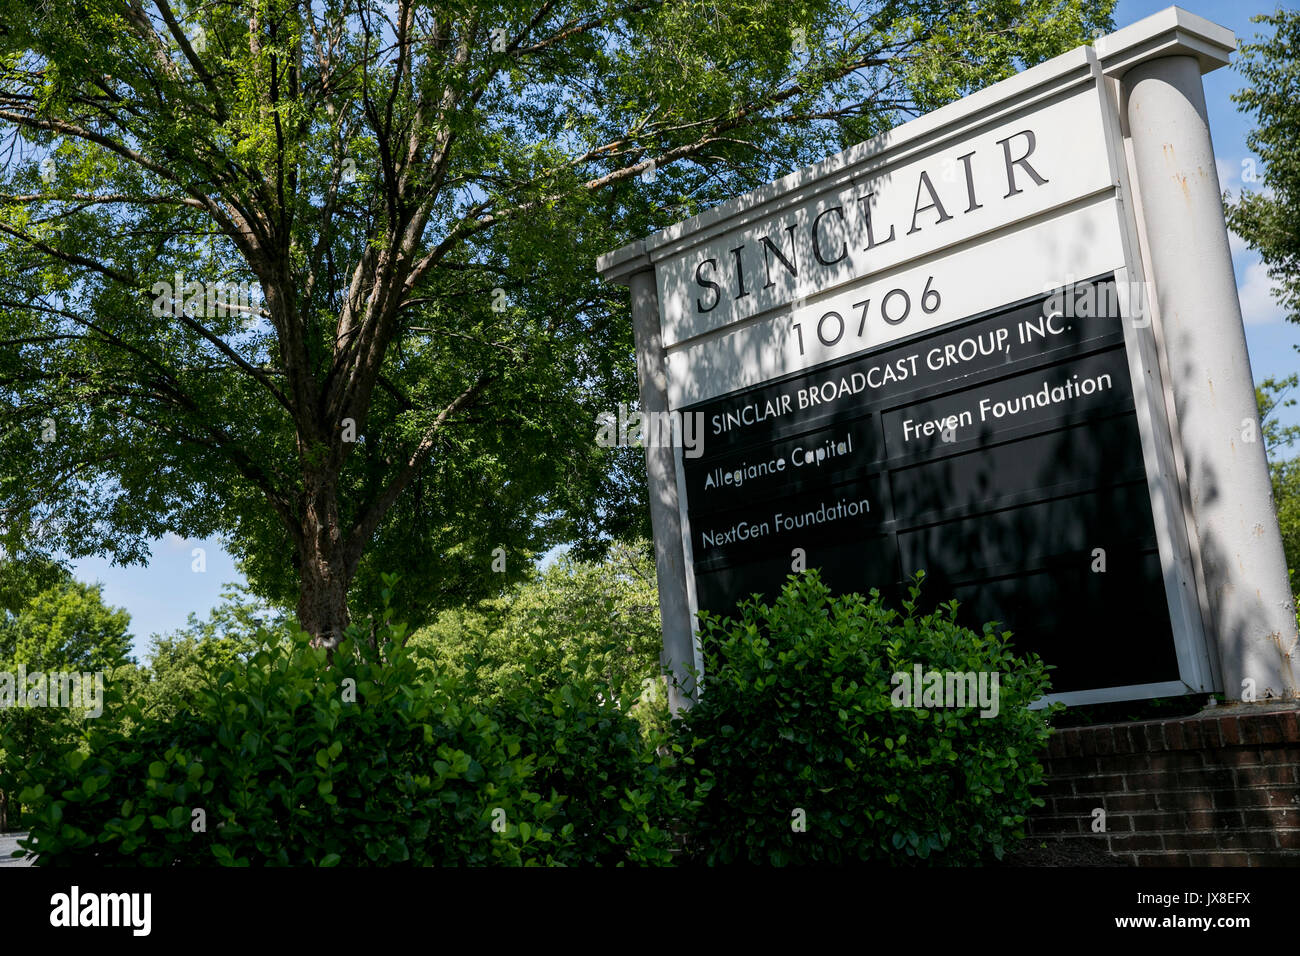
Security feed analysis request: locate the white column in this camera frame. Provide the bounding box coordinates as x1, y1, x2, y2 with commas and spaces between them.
627, 265, 699, 713
1124, 54, 1298, 701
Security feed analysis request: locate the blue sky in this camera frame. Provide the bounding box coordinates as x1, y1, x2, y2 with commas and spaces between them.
71, 0, 1300, 657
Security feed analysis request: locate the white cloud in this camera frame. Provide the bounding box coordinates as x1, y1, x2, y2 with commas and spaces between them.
1237, 256, 1286, 325
162, 532, 190, 552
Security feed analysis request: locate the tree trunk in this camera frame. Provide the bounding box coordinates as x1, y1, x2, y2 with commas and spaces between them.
298, 555, 352, 650
297, 472, 353, 649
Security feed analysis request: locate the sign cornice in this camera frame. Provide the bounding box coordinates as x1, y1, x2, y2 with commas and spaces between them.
596, 6, 1235, 285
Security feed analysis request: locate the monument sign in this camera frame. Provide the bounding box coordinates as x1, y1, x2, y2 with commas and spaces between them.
597, 7, 1300, 711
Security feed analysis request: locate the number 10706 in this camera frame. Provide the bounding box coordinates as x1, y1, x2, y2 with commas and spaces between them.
791, 276, 941, 356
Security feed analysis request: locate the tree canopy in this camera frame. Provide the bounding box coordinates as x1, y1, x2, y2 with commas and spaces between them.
1226, 8, 1300, 325
0, 557, 136, 831
0, 558, 133, 670
408, 538, 661, 706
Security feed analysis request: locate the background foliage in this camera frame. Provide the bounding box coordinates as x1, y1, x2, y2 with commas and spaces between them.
1226, 8, 1300, 325
407, 540, 663, 716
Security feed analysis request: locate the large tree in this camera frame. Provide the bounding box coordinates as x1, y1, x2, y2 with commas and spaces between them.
0, 0, 1115, 646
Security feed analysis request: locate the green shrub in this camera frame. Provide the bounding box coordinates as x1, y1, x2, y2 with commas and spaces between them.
3, 581, 685, 866
676, 570, 1056, 865
491, 680, 686, 866
6, 632, 561, 865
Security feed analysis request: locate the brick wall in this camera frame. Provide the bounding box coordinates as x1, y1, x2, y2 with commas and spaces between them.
1028, 705, 1300, 865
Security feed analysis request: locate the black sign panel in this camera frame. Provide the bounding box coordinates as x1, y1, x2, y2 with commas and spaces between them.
681, 276, 1179, 694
